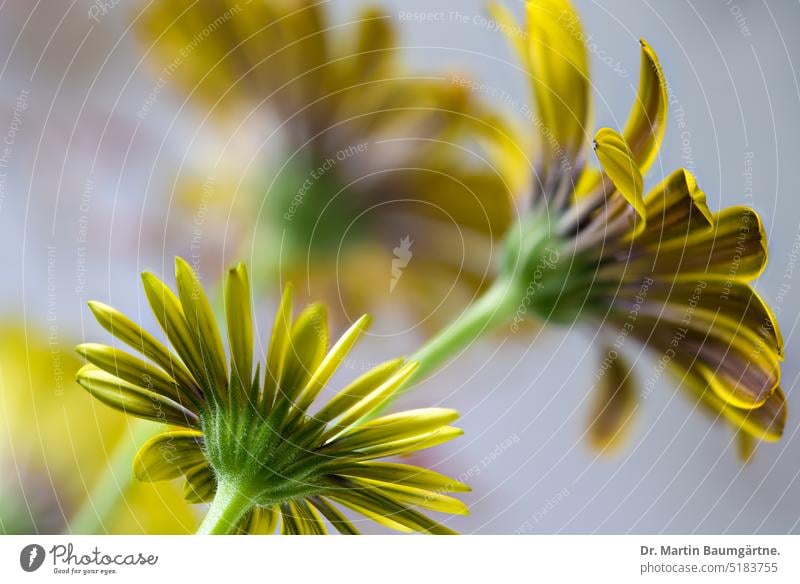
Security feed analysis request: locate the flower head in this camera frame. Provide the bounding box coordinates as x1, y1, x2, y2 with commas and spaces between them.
493, 0, 785, 455
76, 258, 468, 534
138, 1, 522, 321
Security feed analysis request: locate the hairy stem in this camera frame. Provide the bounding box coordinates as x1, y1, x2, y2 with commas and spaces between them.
196, 479, 255, 535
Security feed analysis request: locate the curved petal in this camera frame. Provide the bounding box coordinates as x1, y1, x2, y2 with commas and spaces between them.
133, 431, 206, 481
75, 365, 199, 427
623, 39, 668, 173
680, 366, 785, 442
488, 2, 530, 70
587, 349, 637, 451
75, 343, 184, 405
627, 279, 782, 362
87, 300, 200, 397
645, 206, 768, 280
594, 128, 646, 234
637, 169, 713, 245
608, 308, 779, 409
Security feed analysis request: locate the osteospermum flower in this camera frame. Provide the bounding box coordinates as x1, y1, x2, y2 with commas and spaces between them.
75, 258, 468, 534
138, 1, 521, 321
485, 0, 785, 456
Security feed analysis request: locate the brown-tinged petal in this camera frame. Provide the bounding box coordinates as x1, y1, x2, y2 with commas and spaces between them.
587, 349, 637, 451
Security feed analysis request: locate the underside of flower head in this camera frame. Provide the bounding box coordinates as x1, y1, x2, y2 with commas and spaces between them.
493, 0, 785, 456
76, 258, 468, 534
138, 0, 525, 322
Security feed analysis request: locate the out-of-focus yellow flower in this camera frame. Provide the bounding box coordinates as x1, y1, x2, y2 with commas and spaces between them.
491, 0, 784, 457
137, 1, 523, 323
76, 258, 468, 534
0, 325, 196, 534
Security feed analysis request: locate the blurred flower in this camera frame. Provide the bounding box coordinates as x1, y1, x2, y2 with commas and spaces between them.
137, 0, 523, 323
76, 257, 469, 534
0, 325, 196, 534
489, 0, 784, 456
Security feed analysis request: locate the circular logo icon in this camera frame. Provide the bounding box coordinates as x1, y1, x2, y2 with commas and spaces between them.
19, 544, 46, 572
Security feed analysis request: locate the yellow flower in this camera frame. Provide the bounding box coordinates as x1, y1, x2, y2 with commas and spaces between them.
0, 325, 196, 534
76, 258, 468, 534
137, 1, 523, 322
491, 0, 784, 456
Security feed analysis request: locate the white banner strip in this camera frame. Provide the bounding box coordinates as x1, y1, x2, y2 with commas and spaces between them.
1, 535, 798, 583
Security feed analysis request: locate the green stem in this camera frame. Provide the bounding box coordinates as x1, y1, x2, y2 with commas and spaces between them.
407, 276, 522, 383
66, 419, 159, 534
196, 479, 255, 535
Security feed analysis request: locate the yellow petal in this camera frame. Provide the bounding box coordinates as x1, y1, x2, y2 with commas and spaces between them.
330, 487, 457, 535
488, 2, 530, 69
525, 0, 591, 159
329, 408, 459, 452
76, 343, 183, 404
263, 284, 294, 411
224, 262, 254, 394
87, 300, 199, 396
327, 493, 413, 534
309, 497, 360, 535
350, 426, 464, 460
682, 367, 786, 442
320, 361, 419, 440
281, 303, 328, 401
175, 257, 228, 395
636, 168, 713, 244
349, 477, 469, 516
241, 506, 279, 535
183, 463, 216, 504
737, 432, 756, 463
293, 314, 371, 415
141, 272, 210, 395
75, 365, 198, 427
313, 358, 407, 425
587, 350, 636, 452
292, 501, 328, 535
594, 128, 646, 234
623, 39, 668, 173
133, 431, 205, 481
340, 462, 471, 493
